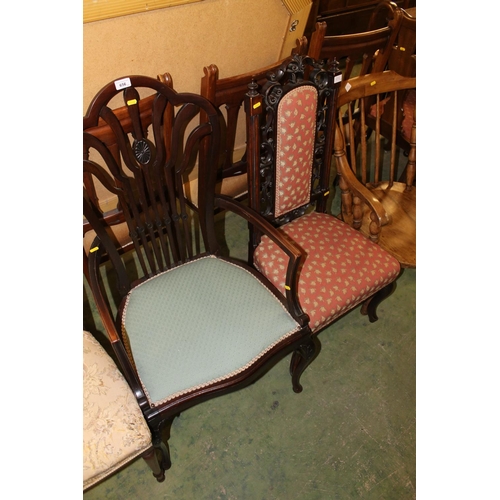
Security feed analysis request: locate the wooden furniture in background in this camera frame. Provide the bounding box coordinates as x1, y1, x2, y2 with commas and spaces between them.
189, 37, 309, 208
84, 75, 319, 478
365, 1, 416, 153
334, 70, 416, 268
245, 55, 401, 340
368, 1, 416, 77
305, 0, 414, 37
307, 12, 402, 183
387, 5, 416, 77
307, 14, 401, 79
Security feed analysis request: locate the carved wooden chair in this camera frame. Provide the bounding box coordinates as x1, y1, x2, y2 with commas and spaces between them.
185, 37, 310, 208
368, 1, 416, 78
245, 55, 401, 338
83, 330, 164, 490
83, 75, 317, 481
83, 72, 174, 283
334, 70, 416, 268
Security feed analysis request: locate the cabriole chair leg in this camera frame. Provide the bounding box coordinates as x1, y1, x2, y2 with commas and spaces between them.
361, 281, 398, 323
290, 336, 321, 393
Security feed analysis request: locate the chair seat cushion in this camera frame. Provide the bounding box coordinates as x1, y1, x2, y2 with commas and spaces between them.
253, 212, 401, 332
83, 331, 152, 490
122, 256, 300, 407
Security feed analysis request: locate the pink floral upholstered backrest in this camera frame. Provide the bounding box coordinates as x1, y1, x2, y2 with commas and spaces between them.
275, 85, 317, 218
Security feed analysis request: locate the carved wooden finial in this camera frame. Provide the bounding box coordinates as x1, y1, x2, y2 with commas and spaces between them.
329, 57, 342, 88
247, 79, 259, 97
331, 57, 340, 74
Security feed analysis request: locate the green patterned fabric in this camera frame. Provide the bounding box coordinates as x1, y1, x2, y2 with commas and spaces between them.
122, 256, 300, 406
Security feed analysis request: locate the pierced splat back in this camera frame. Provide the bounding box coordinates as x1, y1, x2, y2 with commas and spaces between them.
83, 75, 222, 297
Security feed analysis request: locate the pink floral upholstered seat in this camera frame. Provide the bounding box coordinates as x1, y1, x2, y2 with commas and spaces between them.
254, 212, 400, 332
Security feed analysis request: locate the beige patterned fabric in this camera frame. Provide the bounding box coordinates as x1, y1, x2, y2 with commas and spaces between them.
254, 212, 401, 332
275, 86, 317, 217
83, 331, 152, 490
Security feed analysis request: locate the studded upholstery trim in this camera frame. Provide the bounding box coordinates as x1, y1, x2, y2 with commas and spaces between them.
121, 256, 300, 407
275, 86, 317, 217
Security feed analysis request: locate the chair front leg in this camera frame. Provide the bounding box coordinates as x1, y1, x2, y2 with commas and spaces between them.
289, 336, 321, 393
141, 446, 165, 482
150, 418, 175, 472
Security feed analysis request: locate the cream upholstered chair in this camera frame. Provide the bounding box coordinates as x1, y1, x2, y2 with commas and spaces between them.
83, 330, 164, 491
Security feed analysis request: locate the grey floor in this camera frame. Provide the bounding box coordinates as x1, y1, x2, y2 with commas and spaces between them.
83, 185, 416, 499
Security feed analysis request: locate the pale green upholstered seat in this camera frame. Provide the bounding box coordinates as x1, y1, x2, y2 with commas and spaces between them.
84, 75, 316, 478
83, 330, 153, 490
122, 256, 300, 407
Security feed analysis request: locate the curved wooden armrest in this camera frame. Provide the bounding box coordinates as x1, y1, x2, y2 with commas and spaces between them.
337, 71, 416, 106
334, 131, 390, 228
215, 195, 309, 326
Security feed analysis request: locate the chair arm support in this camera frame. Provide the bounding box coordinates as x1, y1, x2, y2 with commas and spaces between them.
333, 129, 390, 228
215, 195, 309, 326
335, 154, 391, 227
87, 243, 151, 410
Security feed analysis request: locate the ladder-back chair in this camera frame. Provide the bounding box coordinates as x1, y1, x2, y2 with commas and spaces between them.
307, 9, 403, 181
307, 10, 402, 81
368, 2, 416, 153
369, 1, 416, 78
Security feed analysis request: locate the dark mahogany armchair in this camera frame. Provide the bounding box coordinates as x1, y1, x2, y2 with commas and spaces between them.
83, 75, 319, 481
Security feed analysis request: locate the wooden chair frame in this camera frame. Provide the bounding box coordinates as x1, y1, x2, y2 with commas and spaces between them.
245, 55, 401, 335
83, 74, 318, 481
334, 70, 416, 268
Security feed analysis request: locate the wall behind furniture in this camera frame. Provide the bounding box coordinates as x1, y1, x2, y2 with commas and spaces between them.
83, 0, 292, 112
